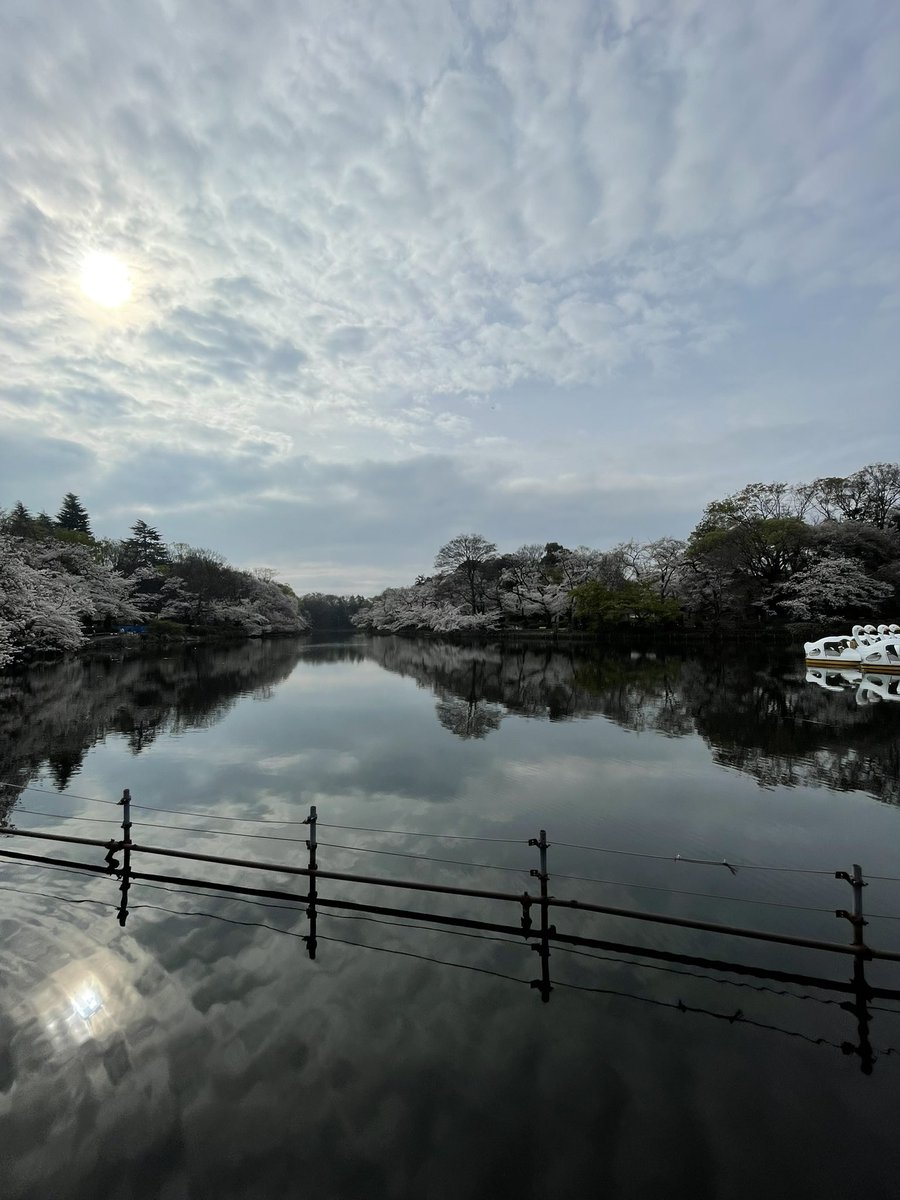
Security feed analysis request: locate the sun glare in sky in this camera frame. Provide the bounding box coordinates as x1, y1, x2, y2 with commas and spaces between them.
79, 251, 132, 307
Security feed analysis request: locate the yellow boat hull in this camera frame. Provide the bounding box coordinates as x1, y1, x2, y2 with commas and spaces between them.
805, 658, 900, 673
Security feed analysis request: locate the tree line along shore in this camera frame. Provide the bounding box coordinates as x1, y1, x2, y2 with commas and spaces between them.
352, 463, 900, 638
0, 494, 333, 668
2, 463, 899, 667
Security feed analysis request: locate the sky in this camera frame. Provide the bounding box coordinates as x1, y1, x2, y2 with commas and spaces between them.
0, 0, 898, 594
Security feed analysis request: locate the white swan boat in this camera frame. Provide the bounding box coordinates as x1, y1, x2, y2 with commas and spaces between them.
804, 624, 900, 672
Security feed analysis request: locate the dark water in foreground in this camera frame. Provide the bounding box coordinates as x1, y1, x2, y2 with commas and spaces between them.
2, 636, 900, 1199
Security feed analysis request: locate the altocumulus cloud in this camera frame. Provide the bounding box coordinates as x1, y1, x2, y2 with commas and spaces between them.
1, 0, 898, 588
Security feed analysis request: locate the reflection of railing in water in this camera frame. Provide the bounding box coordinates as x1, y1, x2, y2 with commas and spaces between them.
7, 864, 898, 1075
5, 789, 900, 1073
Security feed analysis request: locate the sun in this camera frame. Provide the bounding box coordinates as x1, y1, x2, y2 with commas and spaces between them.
79, 251, 132, 308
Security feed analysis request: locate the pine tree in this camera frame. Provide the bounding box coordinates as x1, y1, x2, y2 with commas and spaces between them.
122, 519, 169, 572
56, 493, 92, 535
7, 501, 33, 537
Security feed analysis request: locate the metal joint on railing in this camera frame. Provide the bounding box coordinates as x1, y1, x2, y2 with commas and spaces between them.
104, 840, 123, 874
530, 928, 558, 948
836, 909, 868, 927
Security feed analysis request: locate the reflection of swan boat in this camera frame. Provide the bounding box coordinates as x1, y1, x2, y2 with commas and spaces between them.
806, 667, 900, 704
805, 667, 862, 693
804, 624, 900, 672
858, 674, 900, 704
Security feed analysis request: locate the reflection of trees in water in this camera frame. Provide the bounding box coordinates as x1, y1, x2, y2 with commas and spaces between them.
368, 638, 604, 724
433, 658, 503, 739
366, 637, 900, 804
572, 656, 695, 738
436, 697, 503, 739
294, 640, 370, 666
678, 656, 900, 804
366, 638, 687, 733
0, 640, 305, 825
3, 634, 898, 824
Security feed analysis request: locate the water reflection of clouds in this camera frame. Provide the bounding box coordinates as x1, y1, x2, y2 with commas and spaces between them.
1, 893, 192, 1199
9, 640, 900, 1196
7, 876, 900, 1200
281, 660, 386, 690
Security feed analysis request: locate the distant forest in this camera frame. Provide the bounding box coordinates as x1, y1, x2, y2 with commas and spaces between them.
3, 463, 899, 666
353, 463, 900, 636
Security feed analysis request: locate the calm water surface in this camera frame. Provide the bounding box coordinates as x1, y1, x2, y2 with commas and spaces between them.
2, 635, 900, 1199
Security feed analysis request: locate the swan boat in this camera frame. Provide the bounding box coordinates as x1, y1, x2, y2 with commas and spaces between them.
804, 624, 900, 672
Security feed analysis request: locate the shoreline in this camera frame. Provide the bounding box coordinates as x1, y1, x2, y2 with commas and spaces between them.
1, 622, 820, 675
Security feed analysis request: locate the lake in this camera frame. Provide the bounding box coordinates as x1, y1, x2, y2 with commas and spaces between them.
2, 635, 900, 1199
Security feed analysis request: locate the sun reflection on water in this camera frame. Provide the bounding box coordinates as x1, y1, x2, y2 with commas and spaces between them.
35, 955, 121, 1053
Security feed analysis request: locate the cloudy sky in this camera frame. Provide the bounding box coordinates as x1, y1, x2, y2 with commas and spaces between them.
1, 0, 898, 592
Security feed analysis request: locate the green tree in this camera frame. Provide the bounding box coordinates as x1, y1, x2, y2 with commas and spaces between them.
168, 546, 237, 621
692, 481, 814, 539
689, 518, 812, 588
685, 517, 813, 621
812, 520, 900, 572
122, 519, 170, 573
56, 493, 92, 536
6, 501, 34, 538
687, 481, 816, 621
573, 579, 680, 629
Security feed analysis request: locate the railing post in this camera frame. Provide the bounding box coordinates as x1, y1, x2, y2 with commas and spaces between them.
836, 863, 868, 952
117, 788, 132, 926
840, 956, 874, 1075
528, 829, 553, 1002
304, 805, 318, 959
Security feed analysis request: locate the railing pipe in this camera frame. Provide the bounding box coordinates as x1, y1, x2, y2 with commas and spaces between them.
1, 828, 529, 903
2, 828, 119, 851
4, 829, 900, 962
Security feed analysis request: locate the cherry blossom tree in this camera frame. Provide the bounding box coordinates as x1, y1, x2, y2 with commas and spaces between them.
616, 537, 686, 600
771, 556, 892, 621
434, 533, 497, 614
28, 540, 139, 627
499, 545, 570, 626
0, 535, 88, 665
353, 582, 501, 634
